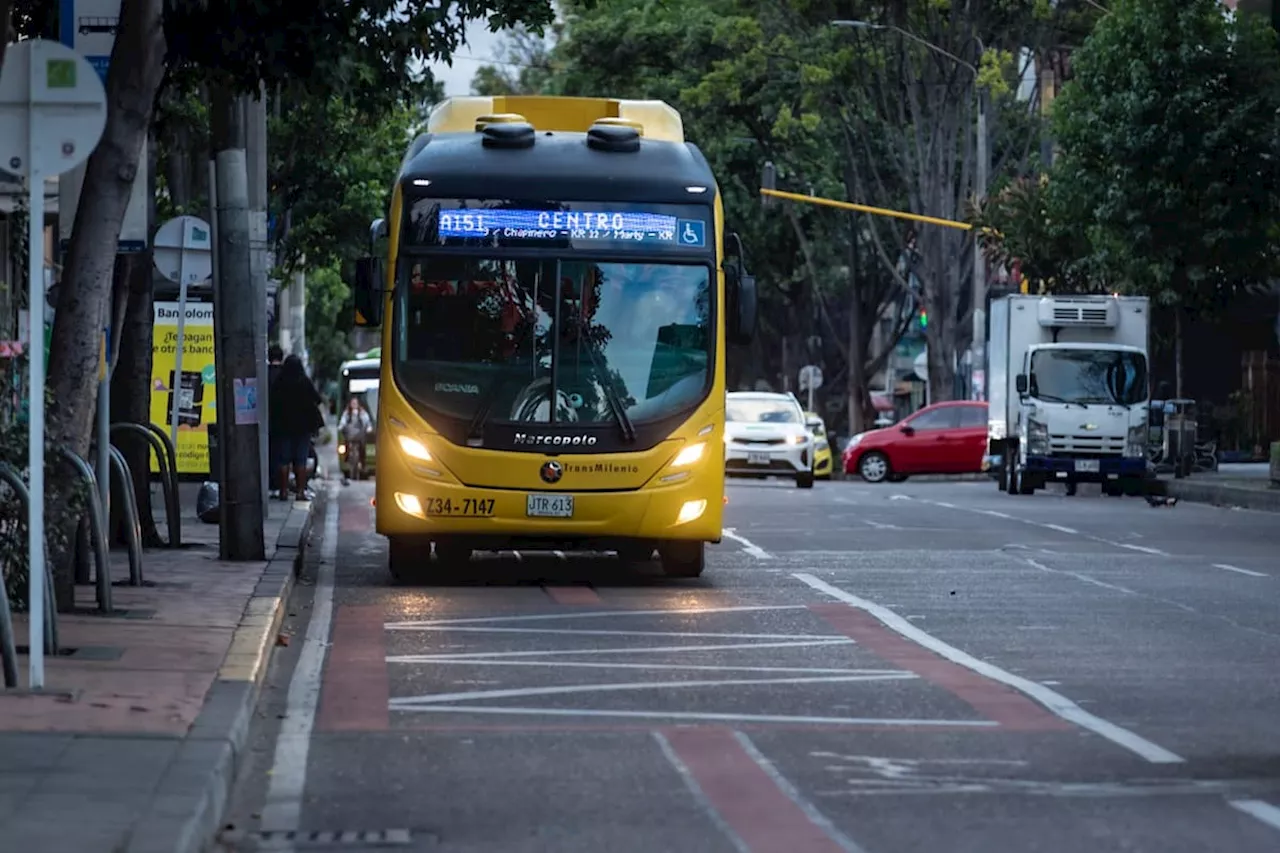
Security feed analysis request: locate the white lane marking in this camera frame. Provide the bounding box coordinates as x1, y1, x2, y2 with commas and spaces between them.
1044, 524, 1078, 534
391, 638, 855, 661
654, 732, 752, 853
1025, 558, 1137, 596
889, 494, 913, 501
394, 705, 999, 727
734, 731, 867, 853
1214, 563, 1268, 578
385, 658, 911, 676
390, 673, 917, 706
387, 604, 808, 627
260, 485, 338, 832
863, 519, 901, 530
1116, 542, 1167, 555
387, 625, 843, 640
1230, 799, 1280, 833
792, 572, 1186, 765
934, 501, 957, 509
552, 550, 566, 559
980, 510, 1013, 519
722, 527, 773, 559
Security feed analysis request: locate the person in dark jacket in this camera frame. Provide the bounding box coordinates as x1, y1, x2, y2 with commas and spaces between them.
269, 355, 324, 500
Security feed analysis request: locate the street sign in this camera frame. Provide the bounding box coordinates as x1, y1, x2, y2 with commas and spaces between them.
914, 349, 929, 381
798, 364, 823, 392
58, 0, 148, 253
154, 215, 213, 285
153, 215, 214, 453
0, 39, 107, 691
798, 364, 823, 414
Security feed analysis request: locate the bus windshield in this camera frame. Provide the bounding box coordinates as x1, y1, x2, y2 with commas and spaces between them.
393, 256, 711, 425
341, 369, 380, 419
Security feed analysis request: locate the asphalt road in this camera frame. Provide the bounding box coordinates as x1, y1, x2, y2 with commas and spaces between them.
218, 474, 1280, 853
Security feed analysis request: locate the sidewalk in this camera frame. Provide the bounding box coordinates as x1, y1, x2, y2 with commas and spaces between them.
0, 481, 318, 853
1152, 463, 1280, 512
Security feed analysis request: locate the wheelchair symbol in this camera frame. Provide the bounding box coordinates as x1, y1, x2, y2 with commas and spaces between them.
678, 219, 705, 247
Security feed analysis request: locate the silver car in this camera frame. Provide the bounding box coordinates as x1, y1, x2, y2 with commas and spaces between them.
723, 392, 815, 489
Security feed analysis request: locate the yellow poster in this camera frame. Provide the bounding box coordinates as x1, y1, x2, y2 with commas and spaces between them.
149, 301, 217, 475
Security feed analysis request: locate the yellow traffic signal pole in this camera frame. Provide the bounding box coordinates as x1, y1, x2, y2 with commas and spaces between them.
759, 187, 973, 231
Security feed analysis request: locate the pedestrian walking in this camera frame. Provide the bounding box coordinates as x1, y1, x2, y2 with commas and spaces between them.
269, 355, 324, 501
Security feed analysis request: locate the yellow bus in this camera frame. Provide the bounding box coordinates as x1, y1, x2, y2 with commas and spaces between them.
350, 96, 758, 581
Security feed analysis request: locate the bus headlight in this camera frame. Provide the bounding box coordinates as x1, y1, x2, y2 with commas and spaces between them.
670, 442, 706, 467
397, 435, 432, 461
676, 499, 707, 525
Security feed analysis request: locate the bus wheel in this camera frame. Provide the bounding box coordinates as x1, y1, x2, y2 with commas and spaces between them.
658, 541, 704, 579
617, 542, 655, 563
388, 537, 431, 584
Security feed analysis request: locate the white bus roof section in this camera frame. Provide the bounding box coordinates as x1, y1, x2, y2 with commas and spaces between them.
426, 96, 685, 143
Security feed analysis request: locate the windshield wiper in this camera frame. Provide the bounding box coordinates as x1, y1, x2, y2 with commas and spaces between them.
1032, 392, 1088, 409
580, 338, 636, 443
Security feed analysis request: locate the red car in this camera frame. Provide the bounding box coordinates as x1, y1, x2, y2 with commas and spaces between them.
842, 401, 989, 483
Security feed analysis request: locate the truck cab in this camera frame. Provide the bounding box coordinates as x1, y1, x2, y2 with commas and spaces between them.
989, 295, 1150, 496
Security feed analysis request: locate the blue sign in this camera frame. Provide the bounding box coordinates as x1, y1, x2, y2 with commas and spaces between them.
437, 208, 699, 247
677, 219, 706, 248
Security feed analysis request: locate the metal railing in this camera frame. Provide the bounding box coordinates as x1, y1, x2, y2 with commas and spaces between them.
57, 446, 113, 614
109, 422, 181, 548
0, 462, 59, 688
107, 445, 144, 586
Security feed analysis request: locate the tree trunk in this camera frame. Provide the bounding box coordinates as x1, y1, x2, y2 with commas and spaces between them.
45, 0, 166, 608
110, 253, 162, 547
0, 0, 12, 69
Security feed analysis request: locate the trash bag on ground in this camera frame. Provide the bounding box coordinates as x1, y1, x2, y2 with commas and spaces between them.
197, 481, 220, 524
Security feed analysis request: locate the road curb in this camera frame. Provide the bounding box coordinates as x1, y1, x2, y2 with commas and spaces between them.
830, 473, 990, 484
1150, 479, 1280, 513
124, 496, 321, 853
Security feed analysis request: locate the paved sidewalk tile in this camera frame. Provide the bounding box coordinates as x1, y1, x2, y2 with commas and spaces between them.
0, 480, 321, 853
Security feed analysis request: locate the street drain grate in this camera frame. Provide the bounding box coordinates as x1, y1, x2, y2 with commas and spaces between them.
243, 829, 415, 849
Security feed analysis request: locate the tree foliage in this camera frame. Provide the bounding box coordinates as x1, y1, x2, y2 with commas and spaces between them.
1050, 0, 1280, 310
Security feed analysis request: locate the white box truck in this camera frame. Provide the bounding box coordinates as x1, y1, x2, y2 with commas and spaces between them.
988, 294, 1150, 496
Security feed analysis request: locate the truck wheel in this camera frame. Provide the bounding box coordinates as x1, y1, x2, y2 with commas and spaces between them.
388, 537, 430, 584
997, 462, 1009, 493
658, 541, 705, 578
1064, 481, 1078, 496
1018, 472, 1037, 495
858, 452, 891, 483
796, 471, 815, 489
1006, 466, 1020, 495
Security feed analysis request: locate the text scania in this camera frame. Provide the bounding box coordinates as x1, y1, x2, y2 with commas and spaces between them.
513, 433, 599, 447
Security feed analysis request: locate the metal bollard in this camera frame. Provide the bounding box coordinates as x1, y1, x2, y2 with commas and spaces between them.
56, 447, 112, 613
0, 462, 57, 661
108, 446, 144, 586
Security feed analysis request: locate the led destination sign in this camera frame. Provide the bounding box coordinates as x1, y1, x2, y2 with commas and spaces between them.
436, 208, 707, 249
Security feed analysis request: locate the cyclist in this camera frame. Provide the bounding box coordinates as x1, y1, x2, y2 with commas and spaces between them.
338, 396, 373, 485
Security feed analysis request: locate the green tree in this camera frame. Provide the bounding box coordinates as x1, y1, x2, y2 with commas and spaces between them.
304, 264, 354, 386
1050, 0, 1280, 394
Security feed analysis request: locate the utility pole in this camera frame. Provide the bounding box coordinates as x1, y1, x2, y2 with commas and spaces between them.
211, 88, 265, 560
245, 86, 270, 512
970, 84, 990, 401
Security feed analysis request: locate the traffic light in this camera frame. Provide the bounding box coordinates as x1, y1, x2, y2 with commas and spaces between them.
917, 307, 928, 329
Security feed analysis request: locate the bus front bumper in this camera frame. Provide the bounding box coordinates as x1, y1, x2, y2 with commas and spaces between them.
375, 475, 724, 547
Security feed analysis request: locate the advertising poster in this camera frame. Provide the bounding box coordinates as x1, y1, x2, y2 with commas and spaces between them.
149, 301, 217, 475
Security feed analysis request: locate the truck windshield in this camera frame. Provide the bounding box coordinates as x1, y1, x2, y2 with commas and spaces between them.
393, 256, 711, 425
1029, 349, 1147, 406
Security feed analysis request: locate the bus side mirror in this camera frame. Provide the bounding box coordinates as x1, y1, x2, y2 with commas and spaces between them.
1015, 374, 1028, 395
353, 258, 383, 327
726, 264, 757, 345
